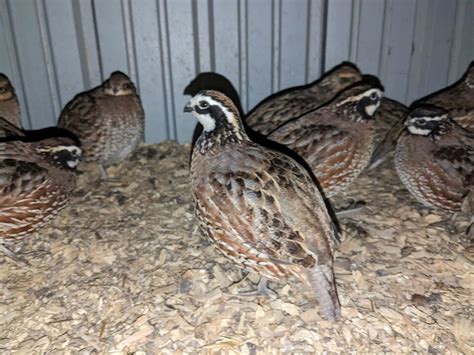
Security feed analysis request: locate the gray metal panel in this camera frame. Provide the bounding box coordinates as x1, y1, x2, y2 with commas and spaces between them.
44, 0, 84, 109
279, 0, 310, 89
325, 0, 354, 71
379, 0, 417, 103
130, 0, 168, 143
93, 0, 129, 78
355, 0, 385, 75
165, 0, 196, 142
0, 0, 473, 142
213, 0, 241, 98
7, 0, 57, 128
247, 0, 273, 110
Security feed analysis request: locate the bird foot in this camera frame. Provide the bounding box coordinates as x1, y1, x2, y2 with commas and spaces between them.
334, 199, 366, 217
233, 277, 277, 297
0, 244, 30, 265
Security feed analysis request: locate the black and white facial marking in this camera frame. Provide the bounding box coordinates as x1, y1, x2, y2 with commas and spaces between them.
405, 107, 451, 140
184, 91, 246, 153
337, 87, 383, 121
37, 145, 82, 170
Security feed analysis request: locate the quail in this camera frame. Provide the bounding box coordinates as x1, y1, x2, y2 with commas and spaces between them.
368, 98, 409, 169
267, 80, 384, 198
418, 61, 474, 131
186, 90, 341, 320
394, 106, 473, 231
0, 74, 22, 128
0, 123, 81, 262
246, 63, 362, 135
58, 71, 144, 178
371, 62, 474, 168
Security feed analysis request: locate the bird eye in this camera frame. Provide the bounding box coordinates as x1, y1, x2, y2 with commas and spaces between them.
369, 92, 378, 100
199, 101, 209, 108
0, 88, 5, 93
417, 118, 426, 125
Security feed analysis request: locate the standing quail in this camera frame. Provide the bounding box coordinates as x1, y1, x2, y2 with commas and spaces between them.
394, 106, 473, 230
0, 122, 81, 262
186, 90, 341, 320
371, 62, 474, 168
58, 71, 144, 178
0, 74, 22, 129
267, 80, 384, 198
246, 63, 362, 135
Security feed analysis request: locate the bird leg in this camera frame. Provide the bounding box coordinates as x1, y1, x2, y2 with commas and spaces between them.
99, 164, 109, 180
306, 265, 341, 321
428, 212, 459, 234
0, 243, 30, 265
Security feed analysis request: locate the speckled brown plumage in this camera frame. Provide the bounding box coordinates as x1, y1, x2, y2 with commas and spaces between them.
187, 90, 341, 320
395, 106, 474, 214
0, 74, 22, 129
419, 61, 474, 131
58, 71, 144, 170
0, 122, 81, 259
246, 63, 362, 135
371, 62, 474, 168
267, 81, 384, 197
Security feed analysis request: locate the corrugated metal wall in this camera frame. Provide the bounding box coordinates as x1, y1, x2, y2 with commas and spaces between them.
0, 0, 473, 143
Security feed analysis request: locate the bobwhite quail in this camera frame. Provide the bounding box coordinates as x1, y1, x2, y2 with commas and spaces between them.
186, 90, 341, 320
417, 61, 474, 130
58, 71, 144, 178
394, 105, 473, 232
372, 61, 474, 168
246, 62, 362, 135
0, 124, 81, 262
267, 79, 384, 198
0, 74, 22, 128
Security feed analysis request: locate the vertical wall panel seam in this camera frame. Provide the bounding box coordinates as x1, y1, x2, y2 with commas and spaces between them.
238, 0, 248, 111
36, 0, 61, 119
447, 0, 464, 83
71, 0, 89, 89
378, 0, 393, 86
320, 0, 328, 75
157, 0, 176, 140
121, 0, 138, 86
304, 0, 311, 83
208, 0, 215, 72
349, 0, 361, 62
271, 0, 281, 92
2, 0, 31, 128
90, 1, 104, 81
404, 0, 421, 103
244, 0, 249, 112
191, 0, 201, 73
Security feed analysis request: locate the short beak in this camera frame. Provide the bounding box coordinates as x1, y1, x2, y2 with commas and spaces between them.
183, 102, 193, 113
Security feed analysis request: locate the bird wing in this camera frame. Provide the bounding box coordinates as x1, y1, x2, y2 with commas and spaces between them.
0, 141, 54, 236
194, 142, 338, 271
0, 117, 24, 138
267, 114, 357, 186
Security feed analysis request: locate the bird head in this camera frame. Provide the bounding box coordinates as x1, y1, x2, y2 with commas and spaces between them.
36, 138, 82, 170
103, 71, 136, 96
184, 90, 246, 138
335, 78, 384, 121
0, 74, 15, 101
404, 105, 452, 140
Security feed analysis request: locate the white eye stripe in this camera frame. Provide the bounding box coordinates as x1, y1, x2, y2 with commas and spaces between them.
407, 126, 431, 135
410, 115, 447, 122
338, 88, 383, 105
